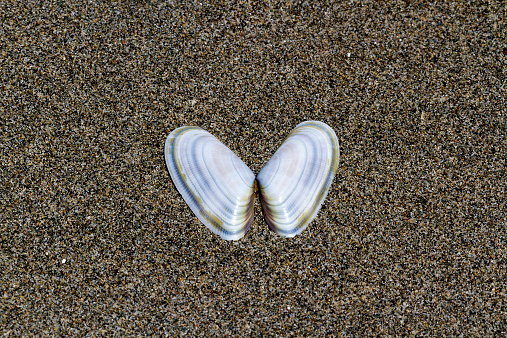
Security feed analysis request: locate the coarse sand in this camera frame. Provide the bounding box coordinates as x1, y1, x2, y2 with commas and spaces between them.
1, 1, 506, 335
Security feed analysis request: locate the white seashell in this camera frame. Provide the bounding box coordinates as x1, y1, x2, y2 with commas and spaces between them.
165, 121, 339, 240
165, 126, 255, 240
256, 121, 340, 237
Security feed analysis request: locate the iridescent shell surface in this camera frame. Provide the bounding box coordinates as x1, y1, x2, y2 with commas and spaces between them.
165, 121, 339, 240
256, 121, 340, 237
165, 126, 255, 240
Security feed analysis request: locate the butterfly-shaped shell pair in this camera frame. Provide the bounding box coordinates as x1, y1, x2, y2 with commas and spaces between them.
165, 121, 340, 240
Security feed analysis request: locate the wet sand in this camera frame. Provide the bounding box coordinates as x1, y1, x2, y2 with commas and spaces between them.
1, 1, 506, 335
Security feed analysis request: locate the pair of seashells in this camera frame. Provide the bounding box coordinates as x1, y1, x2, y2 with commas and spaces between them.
165, 121, 340, 240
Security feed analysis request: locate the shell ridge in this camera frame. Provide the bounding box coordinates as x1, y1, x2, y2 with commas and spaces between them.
290, 133, 323, 209
262, 132, 320, 213
230, 153, 255, 189
201, 143, 238, 211
286, 123, 339, 233
299, 123, 338, 231
167, 129, 224, 234
178, 132, 229, 230
258, 137, 308, 208
257, 121, 340, 236
211, 150, 254, 222
196, 136, 254, 229
257, 153, 280, 189
266, 132, 325, 228
187, 135, 224, 219
165, 126, 257, 240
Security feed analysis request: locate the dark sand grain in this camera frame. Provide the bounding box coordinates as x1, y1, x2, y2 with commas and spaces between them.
1, 1, 506, 335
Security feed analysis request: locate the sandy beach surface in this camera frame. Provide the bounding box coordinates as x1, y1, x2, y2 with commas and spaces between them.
1, 1, 506, 335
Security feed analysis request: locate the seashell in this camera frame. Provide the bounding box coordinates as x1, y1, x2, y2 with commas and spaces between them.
165, 126, 256, 240
257, 121, 340, 237
165, 121, 339, 240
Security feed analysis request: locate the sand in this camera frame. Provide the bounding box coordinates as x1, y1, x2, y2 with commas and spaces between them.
1, 1, 506, 335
